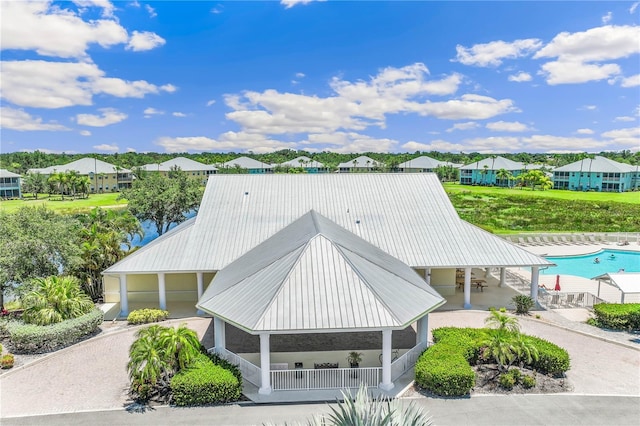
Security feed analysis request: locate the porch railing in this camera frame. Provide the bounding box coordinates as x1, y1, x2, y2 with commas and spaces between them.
538, 290, 605, 309
209, 347, 262, 387
271, 367, 381, 391
391, 341, 427, 381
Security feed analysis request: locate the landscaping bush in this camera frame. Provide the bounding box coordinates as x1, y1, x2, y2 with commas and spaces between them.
127, 308, 169, 325
520, 335, 570, 376
521, 374, 536, 389
512, 295, 535, 315
7, 308, 103, 353
415, 343, 476, 396
1, 354, 14, 369
171, 353, 241, 406
592, 303, 640, 331
499, 372, 515, 390
431, 327, 486, 364
205, 350, 242, 384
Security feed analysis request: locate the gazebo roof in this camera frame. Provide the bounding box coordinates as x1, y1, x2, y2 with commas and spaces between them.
197, 210, 445, 334
593, 272, 640, 294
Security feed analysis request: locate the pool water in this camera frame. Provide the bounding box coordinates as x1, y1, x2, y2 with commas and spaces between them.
541, 249, 640, 279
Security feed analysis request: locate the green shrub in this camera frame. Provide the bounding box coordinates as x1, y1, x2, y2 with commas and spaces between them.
0, 343, 3, 353
171, 353, 241, 406
521, 335, 570, 375
1, 354, 15, 369
512, 295, 535, 315
592, 303, 640, 331
431, 327, 486, 364
127, 308, 169, 325
521, 374, 536, 389
499, 372, 515, 390
7, 308, 103, 353
415, 343, 476, 396
205, 351, 242, 384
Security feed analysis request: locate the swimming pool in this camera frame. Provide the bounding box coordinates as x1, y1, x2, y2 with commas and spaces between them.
541, 249, 640, 279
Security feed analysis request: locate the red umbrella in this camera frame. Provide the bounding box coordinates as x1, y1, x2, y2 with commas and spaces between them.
554, 275, 561, 292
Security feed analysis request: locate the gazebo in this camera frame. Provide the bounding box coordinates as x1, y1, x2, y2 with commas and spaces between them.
197, 210, 445, 394
592, 273, 640, 303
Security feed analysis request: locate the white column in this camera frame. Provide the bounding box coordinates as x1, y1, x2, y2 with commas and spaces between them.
158, 273, 167, 310
464, 267, 472, 309
499, 267, 506, 287
380, 329, 394, 391
416, 315, 429, 345
213, 317, 226, 351
119, 274, 128, 317
259, 333, 272, 395
196, 272, 204, 315
530, 266, 539, 303
425, 268, 431, 285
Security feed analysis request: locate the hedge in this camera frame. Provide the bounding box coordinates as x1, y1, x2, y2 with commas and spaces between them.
171, 353, 242, 406
127, 308, 169, 325
592, 303, 640, 331
7, 308, 103, 353
520, 335, 570, 376
205, 350, 242, 384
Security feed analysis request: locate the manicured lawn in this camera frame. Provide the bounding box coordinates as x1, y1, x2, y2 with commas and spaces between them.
0, 193, 127, 214
443, 183, 640, 205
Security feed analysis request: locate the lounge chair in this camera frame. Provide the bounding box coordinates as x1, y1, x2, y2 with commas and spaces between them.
574, 293, 585, 307
560, 236, 573, 245
533, 237, 546, 245
541, 236, 552, 244
549, 294, 561, 308
518, 237, 528, 246
586, 235, 598, 244
526, 237, 538, 245
551, 236, 564, 245
571, 235, 588, 245
565, 294, 575, 305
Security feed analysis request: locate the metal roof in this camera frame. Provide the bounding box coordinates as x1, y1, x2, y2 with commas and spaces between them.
592, 273, 640, 294
337, 156, 382, 169
0, 169, 21, 178
553, 156, 636, 173
279, 156, 325, 168
140, 157, 217, 172
196, 210, 445, 333
460, 156, 543, 171
397, 156, 449, 169
220, 156, 273, 170
28, 158, 131, 175
104, 174, 550, 274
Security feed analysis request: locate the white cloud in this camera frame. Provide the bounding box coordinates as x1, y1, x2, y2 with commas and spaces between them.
172, 112, 187, 117
281, 0, 322, 9
211, 5, 224, 14
206, 99, 216, 107
522, 135, 607, 151
534, 25, 640, 85
508, 71, 532, 82
454, 39, 542, 67
76, 108, 127, 126
486, 121, 532, 132
576, 128, 594, 135
446, 122, 479, 132
93, 143, 119, 152
79, 130, 92, 136
0, 107, 70, 131
0, 60, 176, 108
580, 105, 598, 111
155, 133, 296, 153
145, 4, 157, 18
144, 107, 164, 118
126, 30, 165, 51
72, 0, 115, 18
601, 127, 640, 147
295, 72, 306, 79
126, 147, 137, 152
402, 140, 466, 153
602, 12, 612, 24
1, 1, 128, 59
614, 116, 636, 122
301, 132, 398, 153
630, 2, 639, 14
620, 74, 640, 87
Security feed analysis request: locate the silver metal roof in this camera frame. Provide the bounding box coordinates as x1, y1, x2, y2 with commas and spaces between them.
197, 210, 445, 333
337, 156, 382, 169
220, 156, 273, 170
280, 156, 325, 168
0, 169, 21, 178
460, 156, 543, 171
397, 156, 449, 169
553, 156, 636, 173
104, 174, 550, 274
28, 158, 131, 175
592, 273, 640, 294
140, 157, 217, 172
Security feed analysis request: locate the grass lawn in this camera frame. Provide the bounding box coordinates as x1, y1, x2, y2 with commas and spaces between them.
0, 193, 127, 214
443, 183, 640, 204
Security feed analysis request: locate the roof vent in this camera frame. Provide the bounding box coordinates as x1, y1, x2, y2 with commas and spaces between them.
244, 191, 249, 195
356, 219, 360, 224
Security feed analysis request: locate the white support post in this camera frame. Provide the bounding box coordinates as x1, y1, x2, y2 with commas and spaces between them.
380, 329, 394, 391
196, 272, 204, 315
464, 267, 472, 309
530, 266, 539, 303
425, 268, 431, 285
158, 273, 167, 311
416, 315, 429, 345
259, 333, 272, 395
119, 274, 128, 317
499, 267, 506, 288
213, 317, 226, 351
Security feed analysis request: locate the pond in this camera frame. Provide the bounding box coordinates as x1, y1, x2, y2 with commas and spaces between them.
129, 211, 197, 247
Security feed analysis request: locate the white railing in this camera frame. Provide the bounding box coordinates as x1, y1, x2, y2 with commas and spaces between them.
209, 347, 262, 387
538, 290, 605, 309
271, 367, 380, 391
390, 341, 427, 381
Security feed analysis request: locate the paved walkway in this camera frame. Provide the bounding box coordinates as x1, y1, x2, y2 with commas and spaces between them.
1, 312, 638, 419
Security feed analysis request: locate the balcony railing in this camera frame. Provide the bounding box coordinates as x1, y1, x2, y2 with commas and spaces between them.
271, 367, 381, 391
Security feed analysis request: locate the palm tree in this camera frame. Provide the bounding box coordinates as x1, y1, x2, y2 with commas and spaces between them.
480, 165, 489, 185
128, 326, 170, 387
481, 311, 523, 372
576, 153, 587, 190
586, 154, 596, 190
485, 310, 520, 333
22, 276, 94, 326
495, 168, 512, 188
23, 172, 46, 199
160, 324, 201, 371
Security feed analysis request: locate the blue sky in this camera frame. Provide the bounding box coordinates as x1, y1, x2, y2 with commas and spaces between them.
1, 0, 639, 155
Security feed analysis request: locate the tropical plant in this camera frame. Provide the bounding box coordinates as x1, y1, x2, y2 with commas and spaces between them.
160, 325, 201, 371
22, 172, 47, 199
347, 351, 363, 367
485, 309, 520, 333
512, 295, 535, 315
21, 276, 94, 326
495, 168, 513, 188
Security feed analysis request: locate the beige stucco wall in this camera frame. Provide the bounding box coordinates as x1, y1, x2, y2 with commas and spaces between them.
429, 268, 456, 296
103, 272, 217, 304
